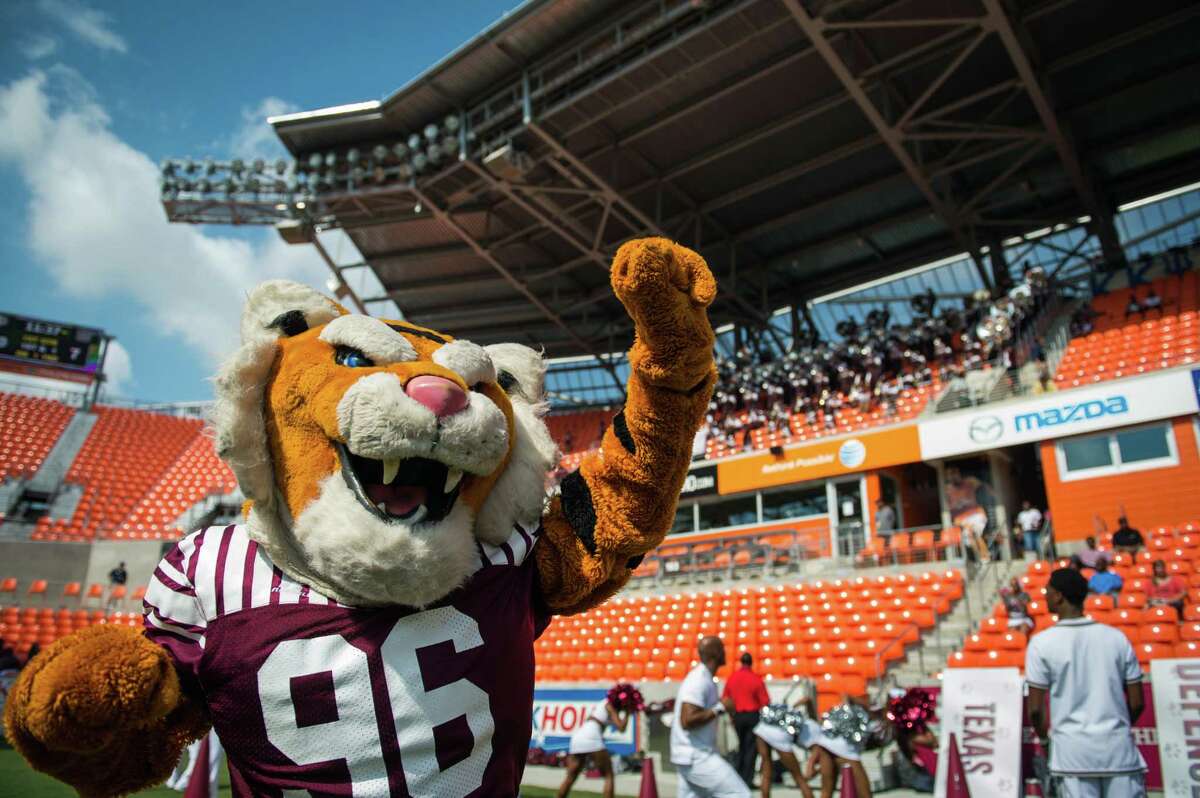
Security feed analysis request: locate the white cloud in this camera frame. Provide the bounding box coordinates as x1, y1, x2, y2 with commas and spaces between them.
37, 0, 127, 54
101, 339, 133, 395
19, 34, 59, 60
0, 70, 329, 369
229, 97, 299, 161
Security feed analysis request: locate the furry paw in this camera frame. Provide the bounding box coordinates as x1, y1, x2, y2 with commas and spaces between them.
610, 238, 716, 390
5, 625, 182, 754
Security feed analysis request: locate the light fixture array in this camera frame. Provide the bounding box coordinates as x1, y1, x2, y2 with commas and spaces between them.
160, 115, 466, 204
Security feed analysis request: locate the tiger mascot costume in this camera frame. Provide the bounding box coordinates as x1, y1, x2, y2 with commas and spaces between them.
3, 238, 716, 797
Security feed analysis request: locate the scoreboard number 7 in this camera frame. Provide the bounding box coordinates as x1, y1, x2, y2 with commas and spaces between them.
258, 606, 494, 797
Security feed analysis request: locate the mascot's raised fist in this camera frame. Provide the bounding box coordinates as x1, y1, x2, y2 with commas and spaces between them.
611, 237, 717, 392
4, 238, 716, 797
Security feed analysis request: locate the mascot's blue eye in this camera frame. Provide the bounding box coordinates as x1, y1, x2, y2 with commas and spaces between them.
335, 347, 374, 368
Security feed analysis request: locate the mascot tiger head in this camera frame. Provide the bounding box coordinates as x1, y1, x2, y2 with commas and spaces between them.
211, 281, 558, 608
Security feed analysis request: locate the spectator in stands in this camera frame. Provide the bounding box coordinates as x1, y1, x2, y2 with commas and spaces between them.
1029, 337, 1046, 364
670, 636, 749, 798
724, 652, 770, 786
1088, 558, 1124, 597
106, 561, 128, 611
1000, 577, 1034, 635
1016, 500, 1044, 559
1147, 559, 1186, 616
874, 499, 897, 539
556, 694, 631, 798
1077, 536, 1111, 569
1124, 293, 1144, 319
1142, 287, 1163, 317
1112, 517, 1145, 554
0, 642, 20, 671
1026, 568, 1145, 798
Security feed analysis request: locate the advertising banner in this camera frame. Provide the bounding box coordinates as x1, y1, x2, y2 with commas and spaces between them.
680, 464, 718, 499
530, 689, 638, 754
918, 369, 1200, 460
935, 668, 1023, 798
1149, 658, 1200, 798
716, 425, 921, 494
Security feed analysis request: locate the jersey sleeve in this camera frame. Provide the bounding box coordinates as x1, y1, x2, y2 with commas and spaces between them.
142, 530, 209, 681
1024, 636, 1050, 689
678, 673, 711, 709
1121, 636, 1143, 683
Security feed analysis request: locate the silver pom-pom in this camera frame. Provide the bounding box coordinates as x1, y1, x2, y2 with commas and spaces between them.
759, 704, 808, 741
821, 703, 870, 748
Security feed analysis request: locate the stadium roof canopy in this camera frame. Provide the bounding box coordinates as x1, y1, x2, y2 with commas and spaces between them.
163, 0, 1200, 373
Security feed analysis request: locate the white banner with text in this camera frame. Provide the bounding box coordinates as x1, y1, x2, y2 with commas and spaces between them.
1150, 658, 1200, 798
935, 667, 1024, 798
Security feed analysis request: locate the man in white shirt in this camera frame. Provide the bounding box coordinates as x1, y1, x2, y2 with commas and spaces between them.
670, 636, 749, 798
1026, 568, 1146, 798
1016, 500, 1044, 559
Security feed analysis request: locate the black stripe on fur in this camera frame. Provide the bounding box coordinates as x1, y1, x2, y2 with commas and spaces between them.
612, 410, 636, 455
560, 471, 598, 556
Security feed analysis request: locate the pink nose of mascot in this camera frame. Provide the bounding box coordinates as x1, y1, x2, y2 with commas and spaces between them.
405, 374, 469, 417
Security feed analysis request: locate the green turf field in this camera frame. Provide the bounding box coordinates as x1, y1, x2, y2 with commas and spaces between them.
0, 746, 628, 797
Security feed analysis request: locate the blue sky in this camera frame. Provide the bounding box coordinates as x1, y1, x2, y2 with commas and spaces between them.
0, 0, 520, 402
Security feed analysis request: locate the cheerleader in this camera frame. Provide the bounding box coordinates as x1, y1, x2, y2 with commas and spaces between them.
555, 685, 639, 798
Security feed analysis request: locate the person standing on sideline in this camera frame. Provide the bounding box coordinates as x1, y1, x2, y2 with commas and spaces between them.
556, 694, 631, 798
1026, 568, 1146, 798
723, 652, 771, 786
671, 636, 750, 798
1016, 500, 1044, 559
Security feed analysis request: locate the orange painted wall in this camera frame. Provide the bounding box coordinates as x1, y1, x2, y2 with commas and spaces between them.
1041, 415, 1200, 540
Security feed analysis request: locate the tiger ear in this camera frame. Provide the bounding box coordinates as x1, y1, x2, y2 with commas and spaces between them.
239, 280, 347, 345
210, 281, 346, 507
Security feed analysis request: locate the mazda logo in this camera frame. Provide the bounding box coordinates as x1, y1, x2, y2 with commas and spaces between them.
969, 415, 1004, 444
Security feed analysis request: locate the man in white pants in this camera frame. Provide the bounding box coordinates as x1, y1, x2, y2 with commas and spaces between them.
1026, 568, 1146, 798
670, 636, 750, 798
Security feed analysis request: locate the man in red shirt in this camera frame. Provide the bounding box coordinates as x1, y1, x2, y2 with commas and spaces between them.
723, 651, 771, 785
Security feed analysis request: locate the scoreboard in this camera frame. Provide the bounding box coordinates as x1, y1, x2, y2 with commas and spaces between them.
0, 312, 104, 376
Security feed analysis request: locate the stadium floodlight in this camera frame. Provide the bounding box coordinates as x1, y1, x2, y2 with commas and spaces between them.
412, 151, 428, 171
324, 152, 337, 168
396, 163, 413, 180
308, 153, 323, 171
407, 133, 421, 151
372, 145, 389, 163
347, 148, 361, 165
276, 159, 288, 175
324, 170, 337, 187
393, 142, 408, 160
295, 200, 307, 210
424, 124, 439, 142
426, 143, 442, 164
444, 114, 460, 132
442, 136, 459, 154
351, 166, 365, 183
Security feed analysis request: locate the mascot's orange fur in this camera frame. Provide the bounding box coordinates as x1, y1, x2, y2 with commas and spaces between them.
4, 238, 716, 797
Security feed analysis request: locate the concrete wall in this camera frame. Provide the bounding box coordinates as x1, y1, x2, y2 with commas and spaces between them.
0, 539, 165, 600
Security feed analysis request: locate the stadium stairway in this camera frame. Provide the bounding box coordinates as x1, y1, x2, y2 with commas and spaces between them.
24, 411, 98, 494
887, 558, 1027, 686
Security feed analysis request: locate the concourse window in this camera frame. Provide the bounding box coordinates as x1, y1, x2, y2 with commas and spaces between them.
761, 485, 828, 521
671, 503, 696, 535
1056, 422, 1178, 481
697, 494, 758, 531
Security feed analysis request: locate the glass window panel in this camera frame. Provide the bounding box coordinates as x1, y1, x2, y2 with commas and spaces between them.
761, 486, 829, 521
697, 495, 759, 531
670, 503, 695, 535
1116, 425, 1171, 463
1062, 436, 1113, 472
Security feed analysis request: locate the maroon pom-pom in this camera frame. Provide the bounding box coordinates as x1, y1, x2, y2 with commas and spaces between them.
607, 682, 645, 713
886, 688, 937, 734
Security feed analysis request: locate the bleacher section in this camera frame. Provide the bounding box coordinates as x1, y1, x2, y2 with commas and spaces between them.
535, 569, 963, 712
0, 392, 74, 481
1055, 273, 1199, 388
948, 518, 1200, 673
30, 405, 228, 541
704, 383, 937, 461
0, 604, 140, 656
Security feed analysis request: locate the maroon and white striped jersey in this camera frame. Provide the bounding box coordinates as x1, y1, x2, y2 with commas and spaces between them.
144, 522, 548, 798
